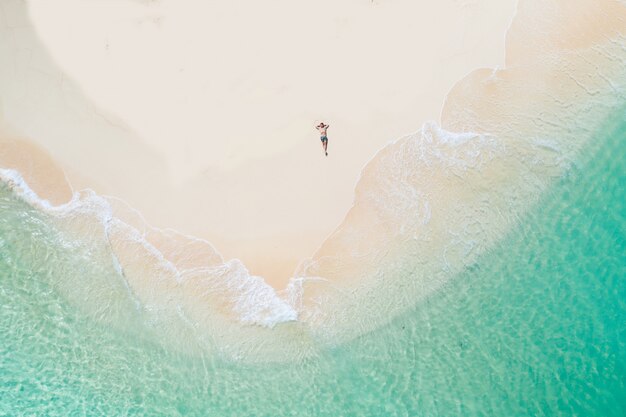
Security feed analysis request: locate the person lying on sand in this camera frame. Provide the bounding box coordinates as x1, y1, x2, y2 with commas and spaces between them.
316, 122, 330, 156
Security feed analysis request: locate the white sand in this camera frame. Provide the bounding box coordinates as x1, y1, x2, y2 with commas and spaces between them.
0, 0, 517, 287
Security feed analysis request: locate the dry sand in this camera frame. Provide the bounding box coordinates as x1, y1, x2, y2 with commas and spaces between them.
0, 0, 517, 287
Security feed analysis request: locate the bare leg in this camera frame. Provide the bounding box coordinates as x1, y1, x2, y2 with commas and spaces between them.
324, 141, 328, 156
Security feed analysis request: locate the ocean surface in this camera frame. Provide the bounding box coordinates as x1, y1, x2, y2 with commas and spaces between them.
1, 103, 624, 416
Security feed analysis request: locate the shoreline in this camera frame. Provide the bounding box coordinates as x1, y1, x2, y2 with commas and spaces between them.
0, 0, 624, 351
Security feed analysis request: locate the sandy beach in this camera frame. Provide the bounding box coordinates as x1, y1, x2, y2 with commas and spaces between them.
0, 0, 517, 287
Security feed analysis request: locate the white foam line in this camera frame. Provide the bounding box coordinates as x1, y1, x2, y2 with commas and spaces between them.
0, 168, 298, 328
103, 194, 223, 261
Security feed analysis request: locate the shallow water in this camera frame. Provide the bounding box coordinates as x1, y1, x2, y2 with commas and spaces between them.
1, 106, 624, 415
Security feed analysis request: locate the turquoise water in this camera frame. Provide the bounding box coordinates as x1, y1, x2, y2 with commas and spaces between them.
1, 109, 625, 416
